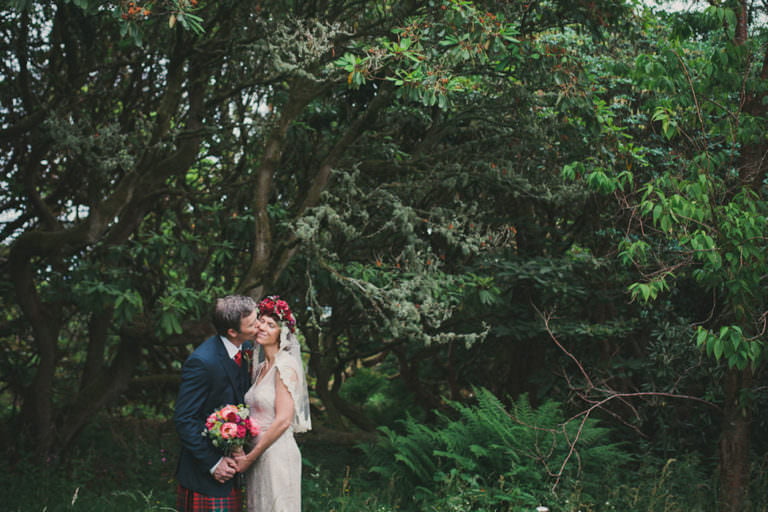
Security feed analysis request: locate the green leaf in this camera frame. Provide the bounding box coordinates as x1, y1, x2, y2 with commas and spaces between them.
713, 338, 723, 360
696, 327, 709, 347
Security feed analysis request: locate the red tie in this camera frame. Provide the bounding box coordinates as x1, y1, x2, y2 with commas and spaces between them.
234, 351, 242, 367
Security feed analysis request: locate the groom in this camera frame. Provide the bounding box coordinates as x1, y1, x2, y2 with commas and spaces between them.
174, 295, 258, 511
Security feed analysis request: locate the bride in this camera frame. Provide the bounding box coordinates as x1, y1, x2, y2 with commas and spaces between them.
236, 296, 311, 512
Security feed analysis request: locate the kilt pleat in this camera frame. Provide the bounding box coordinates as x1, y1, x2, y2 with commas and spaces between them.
176, 484, 242, 511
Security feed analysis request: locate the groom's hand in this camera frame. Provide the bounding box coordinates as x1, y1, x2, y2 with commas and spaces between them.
213, 457, 238, 483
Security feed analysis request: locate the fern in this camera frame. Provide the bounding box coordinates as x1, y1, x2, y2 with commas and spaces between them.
361, 386, 633, 510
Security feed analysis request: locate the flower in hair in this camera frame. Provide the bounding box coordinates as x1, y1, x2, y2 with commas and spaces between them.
258, 295, 296, 333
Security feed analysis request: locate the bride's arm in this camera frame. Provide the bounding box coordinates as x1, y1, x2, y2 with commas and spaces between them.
236, 369, 294, 472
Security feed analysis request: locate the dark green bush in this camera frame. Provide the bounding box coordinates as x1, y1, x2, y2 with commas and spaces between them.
339, 366, 423, 427
0, 414, 177, 512
0, 395, 731, 511
361, 387, 633, 511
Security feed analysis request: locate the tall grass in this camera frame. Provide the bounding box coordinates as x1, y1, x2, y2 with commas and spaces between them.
0, 413, 177, 511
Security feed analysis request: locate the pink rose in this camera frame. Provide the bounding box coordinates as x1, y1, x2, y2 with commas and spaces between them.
220, 422, 238, 439
205, 413, 218, 430
237, 424, 246, 438
219, 405, 239, 422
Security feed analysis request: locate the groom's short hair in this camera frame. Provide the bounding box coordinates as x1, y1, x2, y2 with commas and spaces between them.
213, 295, 257, 336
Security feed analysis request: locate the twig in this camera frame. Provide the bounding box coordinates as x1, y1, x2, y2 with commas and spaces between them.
534, 305, 721, 493
533, 303, 594, 391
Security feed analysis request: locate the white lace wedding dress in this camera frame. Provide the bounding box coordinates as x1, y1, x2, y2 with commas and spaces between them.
244, 353, 303, 512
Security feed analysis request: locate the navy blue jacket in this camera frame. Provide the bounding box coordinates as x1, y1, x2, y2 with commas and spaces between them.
174, 336, 251, 497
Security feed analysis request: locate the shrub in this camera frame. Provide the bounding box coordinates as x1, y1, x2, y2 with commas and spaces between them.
361, 387, 633, 511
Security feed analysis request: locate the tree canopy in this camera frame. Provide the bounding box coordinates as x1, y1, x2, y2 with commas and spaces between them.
2, 1, 768, 510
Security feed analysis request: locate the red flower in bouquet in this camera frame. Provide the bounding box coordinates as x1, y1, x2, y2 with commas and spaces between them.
202, 404, 260, 454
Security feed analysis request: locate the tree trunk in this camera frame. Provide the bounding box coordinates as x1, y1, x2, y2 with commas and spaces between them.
11, 253, 61, 458
392, 345, 443, 416
56, 329, 143, 454
240, 79, 323, 297
305, 328, 376, 431
717, 366, 752, 512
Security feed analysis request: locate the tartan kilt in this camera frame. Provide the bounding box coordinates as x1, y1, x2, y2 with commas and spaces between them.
176, 484, 242, 512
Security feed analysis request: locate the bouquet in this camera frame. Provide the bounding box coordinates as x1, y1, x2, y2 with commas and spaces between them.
202, 404, 260, 455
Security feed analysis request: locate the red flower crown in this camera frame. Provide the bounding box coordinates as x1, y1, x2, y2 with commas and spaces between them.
258, 295, 296, 333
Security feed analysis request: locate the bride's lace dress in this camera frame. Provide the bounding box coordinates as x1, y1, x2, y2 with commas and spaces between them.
244, 354, 302, 512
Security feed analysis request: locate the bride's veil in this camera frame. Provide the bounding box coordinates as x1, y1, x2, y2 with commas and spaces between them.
279, 328, 312, 433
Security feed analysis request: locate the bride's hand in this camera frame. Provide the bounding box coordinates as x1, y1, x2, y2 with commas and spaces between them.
231, 447, 246, 459
234, 451, 250, 472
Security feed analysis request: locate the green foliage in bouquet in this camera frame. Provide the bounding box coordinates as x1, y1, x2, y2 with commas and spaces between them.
361, 387, 632, 510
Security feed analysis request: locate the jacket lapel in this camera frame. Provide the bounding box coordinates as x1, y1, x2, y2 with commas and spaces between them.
216, 338, 242, 400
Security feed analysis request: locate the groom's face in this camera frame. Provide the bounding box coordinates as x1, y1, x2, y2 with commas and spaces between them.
230, 310, 259, 346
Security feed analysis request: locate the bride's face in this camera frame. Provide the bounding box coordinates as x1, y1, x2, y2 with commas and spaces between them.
255, 314, 281, 347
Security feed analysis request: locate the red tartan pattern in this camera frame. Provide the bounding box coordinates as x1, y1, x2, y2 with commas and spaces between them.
176, 484, 242, 511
